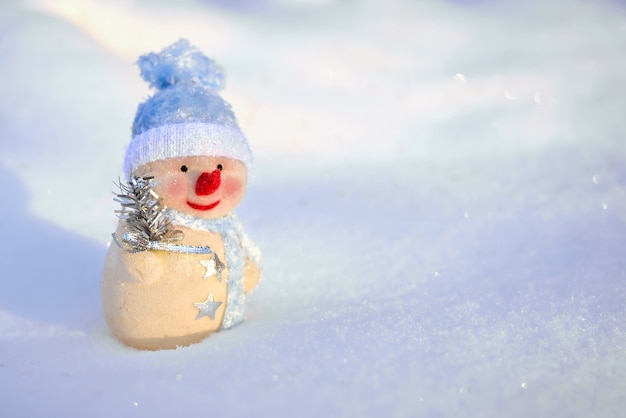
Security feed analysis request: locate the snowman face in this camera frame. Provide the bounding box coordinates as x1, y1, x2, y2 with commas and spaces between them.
134, 156, 248, 219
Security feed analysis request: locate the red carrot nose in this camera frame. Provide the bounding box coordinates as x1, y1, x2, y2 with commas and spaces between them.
195, 169, 221, 196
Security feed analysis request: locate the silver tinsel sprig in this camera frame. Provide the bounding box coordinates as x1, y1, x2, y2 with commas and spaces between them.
112, 175, 211, 254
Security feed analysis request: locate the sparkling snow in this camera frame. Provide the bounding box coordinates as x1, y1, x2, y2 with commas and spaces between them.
1, 0, 625, 417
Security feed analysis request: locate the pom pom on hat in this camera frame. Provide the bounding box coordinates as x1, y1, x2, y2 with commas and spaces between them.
124, 39, 252, 177
137, 39, 225, 91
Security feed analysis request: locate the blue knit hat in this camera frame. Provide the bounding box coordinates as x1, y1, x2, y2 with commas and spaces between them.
124, 39, 252, 177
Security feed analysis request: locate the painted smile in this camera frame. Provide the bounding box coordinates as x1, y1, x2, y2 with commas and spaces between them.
187, 200, 221, 211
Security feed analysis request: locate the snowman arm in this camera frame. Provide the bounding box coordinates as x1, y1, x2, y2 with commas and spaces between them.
114, 223, 165, 284
243, 258, 262, 294
120, 249, 164, 284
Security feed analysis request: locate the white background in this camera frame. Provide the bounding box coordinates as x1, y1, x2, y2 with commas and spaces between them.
1, 0, 625, 416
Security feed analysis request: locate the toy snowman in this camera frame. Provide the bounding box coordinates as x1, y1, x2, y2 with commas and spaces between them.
101, 40, 262, 350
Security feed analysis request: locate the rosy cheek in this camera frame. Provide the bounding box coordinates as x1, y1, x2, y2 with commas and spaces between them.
158, 175, 188, 203
222, 177, 243, 200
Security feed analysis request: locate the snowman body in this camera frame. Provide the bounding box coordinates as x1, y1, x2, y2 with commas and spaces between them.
102, 225, 231, 350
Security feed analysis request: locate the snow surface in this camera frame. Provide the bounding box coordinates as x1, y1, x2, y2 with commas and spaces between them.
1, 0, 626, 416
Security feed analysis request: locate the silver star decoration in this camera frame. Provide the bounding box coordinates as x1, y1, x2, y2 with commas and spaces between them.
194, 293, 223, 320
200, 258, 217, 279
200, 253, 226, 282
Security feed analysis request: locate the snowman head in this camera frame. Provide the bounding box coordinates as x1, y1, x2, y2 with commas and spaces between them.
134, 156, 247, 219
124, 40, 252, 219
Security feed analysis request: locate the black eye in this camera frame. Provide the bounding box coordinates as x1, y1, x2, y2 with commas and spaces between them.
217, 164, 223, 171
180, 165, 188, 172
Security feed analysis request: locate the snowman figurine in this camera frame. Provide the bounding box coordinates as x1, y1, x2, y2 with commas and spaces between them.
101, 40, 262, 350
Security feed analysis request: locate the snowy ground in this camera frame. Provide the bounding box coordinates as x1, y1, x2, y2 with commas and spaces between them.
1, 0, 626, 416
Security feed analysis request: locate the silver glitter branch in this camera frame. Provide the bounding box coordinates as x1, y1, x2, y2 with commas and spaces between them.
112, 176, 211, 254
114, 176, 180, 242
